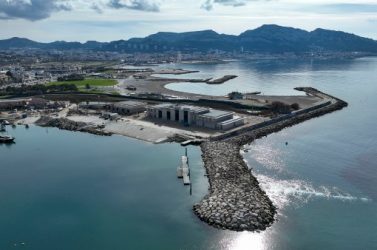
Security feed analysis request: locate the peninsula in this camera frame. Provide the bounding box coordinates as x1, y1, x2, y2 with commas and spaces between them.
0, 63, 348, 231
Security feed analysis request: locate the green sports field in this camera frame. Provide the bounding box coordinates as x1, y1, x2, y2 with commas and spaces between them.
48, 79, 117, 88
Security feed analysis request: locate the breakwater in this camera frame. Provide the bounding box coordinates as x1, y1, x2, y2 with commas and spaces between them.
193, 141, 276, 231
206, 75, 238, 84
194, 88, 348, 231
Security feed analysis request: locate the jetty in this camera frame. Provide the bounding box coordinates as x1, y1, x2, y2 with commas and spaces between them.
206, 75, 238, 84
193, 87, 348, 231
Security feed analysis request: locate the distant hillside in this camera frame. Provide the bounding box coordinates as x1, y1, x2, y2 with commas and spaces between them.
1, 24, 377, 53
0, 37, 43, 49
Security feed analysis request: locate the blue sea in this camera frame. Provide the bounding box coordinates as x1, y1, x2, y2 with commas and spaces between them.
1, 57, 377, 249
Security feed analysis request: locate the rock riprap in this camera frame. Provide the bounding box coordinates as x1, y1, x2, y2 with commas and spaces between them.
193, 141, 276, 231
36, 116, 111, 136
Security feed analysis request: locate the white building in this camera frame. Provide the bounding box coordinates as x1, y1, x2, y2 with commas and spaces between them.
147, 104, 244, 130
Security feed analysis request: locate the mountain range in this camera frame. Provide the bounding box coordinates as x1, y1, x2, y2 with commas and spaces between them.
1, 24, 377, 53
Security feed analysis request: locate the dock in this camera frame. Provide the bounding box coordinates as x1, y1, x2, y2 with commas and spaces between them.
177, 149, 191, 185
176, 155, 187, 178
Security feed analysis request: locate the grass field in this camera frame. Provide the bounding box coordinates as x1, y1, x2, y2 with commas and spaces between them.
48, 79, 117, 88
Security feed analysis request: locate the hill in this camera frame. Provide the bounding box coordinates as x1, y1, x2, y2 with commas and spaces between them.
1, 25, 376, 53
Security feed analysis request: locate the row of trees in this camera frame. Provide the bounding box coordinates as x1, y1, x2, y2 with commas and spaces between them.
270, 101, 300, 114
57, 73, 84, 82
1, 84, 78, 96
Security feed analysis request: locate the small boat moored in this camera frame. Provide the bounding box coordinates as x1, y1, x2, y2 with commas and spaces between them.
0, 135, 15, 143
0, 120, 10, 125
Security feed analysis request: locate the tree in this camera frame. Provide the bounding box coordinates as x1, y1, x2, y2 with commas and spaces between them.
85, 83, 91, 89
228, 91, 243, 100
291, 103, 300, 110
270, 101, 291, 114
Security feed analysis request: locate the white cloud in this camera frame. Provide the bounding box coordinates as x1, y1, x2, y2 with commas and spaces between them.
0, 0, 71, 21
201, 0, 257, 11
0, 0, 376, 41
107, 0, 160, 12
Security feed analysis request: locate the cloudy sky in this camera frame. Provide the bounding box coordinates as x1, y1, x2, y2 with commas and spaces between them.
0, 0, 376, 42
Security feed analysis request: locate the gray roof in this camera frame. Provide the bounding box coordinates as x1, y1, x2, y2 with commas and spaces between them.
199, 109, 233, 118
152, 103, 175, 109
114, 101, 145, 108
180, 105, 208, 113
218, 117, 244, 125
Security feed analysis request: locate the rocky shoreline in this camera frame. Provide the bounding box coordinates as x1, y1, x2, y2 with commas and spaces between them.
194, 88, 348, 231
36, 116, 112, 136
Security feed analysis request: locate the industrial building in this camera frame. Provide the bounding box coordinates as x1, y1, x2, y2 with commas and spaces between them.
78, 102, 109, 110
78, 101, 146, 116
147, 104, 244, 130
110, 101, 146, 115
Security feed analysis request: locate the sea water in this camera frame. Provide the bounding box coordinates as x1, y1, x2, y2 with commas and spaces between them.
1, 57, 377, 249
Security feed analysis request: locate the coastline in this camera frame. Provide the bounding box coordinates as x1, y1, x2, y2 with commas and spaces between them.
2, 86, 348, 232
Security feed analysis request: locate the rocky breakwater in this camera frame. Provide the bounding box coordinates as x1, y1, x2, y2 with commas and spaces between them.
206, 75, 238, 84
193, 141, 276, 231
36, 116, 112, 136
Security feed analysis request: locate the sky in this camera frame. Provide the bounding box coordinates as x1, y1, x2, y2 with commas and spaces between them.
0, 0, 376, 42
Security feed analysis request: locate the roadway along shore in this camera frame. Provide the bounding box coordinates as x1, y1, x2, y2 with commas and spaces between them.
193, 88, 348, 231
